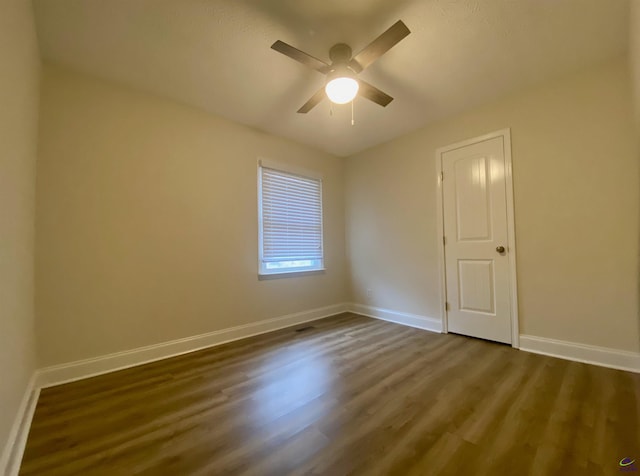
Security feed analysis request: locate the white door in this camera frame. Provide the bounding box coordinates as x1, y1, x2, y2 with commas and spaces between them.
441, 135, 514, 344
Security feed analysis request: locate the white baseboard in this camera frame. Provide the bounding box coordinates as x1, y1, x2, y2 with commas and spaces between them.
347, 305, 640, 373
14, 304, 638, 476
4, 303, 348, 475
37, 303, 349, 389
348, 303, 443, 333
519, 335, 640, 373
1, 373, 41, 476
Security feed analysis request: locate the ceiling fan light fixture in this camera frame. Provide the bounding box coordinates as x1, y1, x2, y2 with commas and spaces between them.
325, 75, 359, 104
272, 20, 410, 113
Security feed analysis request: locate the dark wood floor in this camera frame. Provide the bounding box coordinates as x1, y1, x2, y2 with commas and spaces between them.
20, 313, 640, 475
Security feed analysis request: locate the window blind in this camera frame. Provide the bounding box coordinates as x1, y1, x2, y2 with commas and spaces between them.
260, 167, 323, 263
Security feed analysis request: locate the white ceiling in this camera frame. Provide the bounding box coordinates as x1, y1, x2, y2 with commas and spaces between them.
34, 0, 629, 157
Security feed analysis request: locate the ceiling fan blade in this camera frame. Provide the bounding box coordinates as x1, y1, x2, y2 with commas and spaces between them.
349, 20, 410, 73
297, 87, 326, 113
358, 80, 394, 107
271, 40, 331, 74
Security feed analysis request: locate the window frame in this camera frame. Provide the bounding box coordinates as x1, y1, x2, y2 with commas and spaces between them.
257, 158, 325, 278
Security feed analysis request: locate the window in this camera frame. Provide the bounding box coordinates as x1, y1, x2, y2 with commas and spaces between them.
258, 161, 324, 276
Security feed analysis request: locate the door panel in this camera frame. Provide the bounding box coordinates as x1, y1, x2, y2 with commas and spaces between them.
454, 156, 491, 241
458, 259, 495, 314
442, 136, 512, 344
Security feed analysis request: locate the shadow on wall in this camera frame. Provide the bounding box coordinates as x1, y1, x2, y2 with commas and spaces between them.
633, 1, 640, 352
636, 104, 640, 349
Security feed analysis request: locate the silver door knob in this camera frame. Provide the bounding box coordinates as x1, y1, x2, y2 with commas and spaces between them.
496, 246, 505, 253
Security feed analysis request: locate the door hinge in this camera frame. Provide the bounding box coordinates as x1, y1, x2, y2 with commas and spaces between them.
440, 171, 444, 181
445, 302, 450, 311
443, 236, 446, 245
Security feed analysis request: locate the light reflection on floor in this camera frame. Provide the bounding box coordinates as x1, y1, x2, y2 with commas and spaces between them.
248, 342, 333, 428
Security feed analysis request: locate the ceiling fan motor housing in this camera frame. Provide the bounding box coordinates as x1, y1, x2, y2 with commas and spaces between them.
327, 44, 358, 85
329, 43, 353, 64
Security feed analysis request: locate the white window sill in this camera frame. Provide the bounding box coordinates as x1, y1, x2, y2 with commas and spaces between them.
258, 269, 326, 280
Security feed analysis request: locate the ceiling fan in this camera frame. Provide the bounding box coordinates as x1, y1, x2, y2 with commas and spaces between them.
271, 20, 411, 113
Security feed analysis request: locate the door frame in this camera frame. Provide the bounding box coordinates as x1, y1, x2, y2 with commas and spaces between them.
435, 128, 520, 348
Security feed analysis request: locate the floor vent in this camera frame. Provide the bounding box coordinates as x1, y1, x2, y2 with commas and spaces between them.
295, 326, 316, 333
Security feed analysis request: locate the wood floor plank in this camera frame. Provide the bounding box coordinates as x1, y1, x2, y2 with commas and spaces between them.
19, 313, 640, 475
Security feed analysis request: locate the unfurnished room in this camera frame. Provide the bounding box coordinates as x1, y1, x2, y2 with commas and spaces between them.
2, 0, 640, 474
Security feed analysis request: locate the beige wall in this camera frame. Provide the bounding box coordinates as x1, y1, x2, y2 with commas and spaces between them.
0, 0, 40, 463
346, 58, 640, 352
36, 65, 347, 366
631, 1, 640, 358
633, 1, 640, 135
34, 55, 640, 365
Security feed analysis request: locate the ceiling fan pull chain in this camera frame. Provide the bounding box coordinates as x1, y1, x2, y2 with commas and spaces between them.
330, 103, 333, 116
351, 99, 355, 126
